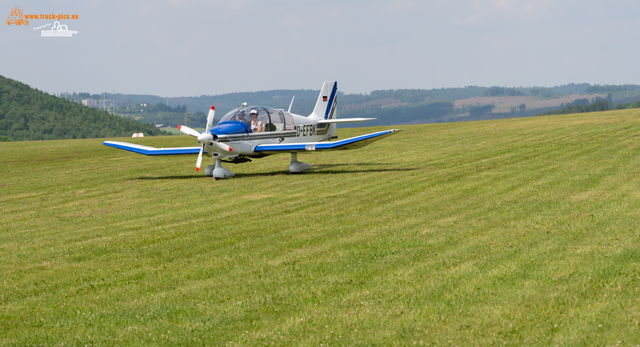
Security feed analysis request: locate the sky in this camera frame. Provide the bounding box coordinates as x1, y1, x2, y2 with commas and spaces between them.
2, 0, 640, 97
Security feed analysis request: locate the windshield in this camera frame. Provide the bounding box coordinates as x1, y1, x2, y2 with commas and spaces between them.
219, 106, 287, 132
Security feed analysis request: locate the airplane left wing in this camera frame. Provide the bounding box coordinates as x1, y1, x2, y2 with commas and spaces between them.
103, 141, 202, 155
254, 129, 402, 153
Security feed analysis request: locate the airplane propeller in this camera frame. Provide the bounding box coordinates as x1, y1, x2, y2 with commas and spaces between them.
177, 106, 232, 171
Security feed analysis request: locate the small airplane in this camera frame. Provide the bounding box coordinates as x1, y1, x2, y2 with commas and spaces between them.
104, 81, 401, 179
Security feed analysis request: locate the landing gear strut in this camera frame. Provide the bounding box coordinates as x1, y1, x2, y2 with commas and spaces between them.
205, 159, 235, 179
288, 152, 312, 173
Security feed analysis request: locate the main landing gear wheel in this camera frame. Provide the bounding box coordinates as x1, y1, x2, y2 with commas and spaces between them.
288, 152, 312, 173
205, 159, 235, 179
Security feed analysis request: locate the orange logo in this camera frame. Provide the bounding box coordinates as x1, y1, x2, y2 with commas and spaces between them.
6, 7, 79, 26
6, 6, 28, 25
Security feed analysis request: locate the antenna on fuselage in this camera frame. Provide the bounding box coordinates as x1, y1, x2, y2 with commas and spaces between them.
288, 96, 295, 113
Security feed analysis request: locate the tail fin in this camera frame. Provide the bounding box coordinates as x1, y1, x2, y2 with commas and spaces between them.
309, 81, 338, 120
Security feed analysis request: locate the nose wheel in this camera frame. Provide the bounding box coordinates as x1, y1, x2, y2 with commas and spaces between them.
205, 159, 235, 179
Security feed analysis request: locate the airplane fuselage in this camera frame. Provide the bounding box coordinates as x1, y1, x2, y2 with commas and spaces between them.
205, 108, 336, 160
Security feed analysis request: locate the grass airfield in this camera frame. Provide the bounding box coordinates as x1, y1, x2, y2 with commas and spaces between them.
2, 110, 640, 345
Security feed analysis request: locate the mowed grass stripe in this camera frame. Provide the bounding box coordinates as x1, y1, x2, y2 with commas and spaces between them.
2, 110, 640, 345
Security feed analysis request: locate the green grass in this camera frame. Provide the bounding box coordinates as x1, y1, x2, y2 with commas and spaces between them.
2, 110, 640, 345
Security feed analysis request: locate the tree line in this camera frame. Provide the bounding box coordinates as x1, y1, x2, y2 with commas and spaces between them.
538, 100, 610, 116
484, 87, 524, 97
586, 84, 640, 94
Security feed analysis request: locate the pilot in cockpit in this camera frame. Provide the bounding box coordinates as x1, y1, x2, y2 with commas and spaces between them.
250, 109, 262, 132
236, 110, 250, 126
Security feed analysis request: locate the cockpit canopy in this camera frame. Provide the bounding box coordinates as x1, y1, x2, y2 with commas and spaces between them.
219, 106, 294, 132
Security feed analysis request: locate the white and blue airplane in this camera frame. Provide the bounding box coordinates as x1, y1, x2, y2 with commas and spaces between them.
103, 81, 401, 179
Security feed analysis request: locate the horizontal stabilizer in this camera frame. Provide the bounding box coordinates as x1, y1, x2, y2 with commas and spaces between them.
103, 141, 202, 156
254, 129, 401, 153
316, 118, 376, 124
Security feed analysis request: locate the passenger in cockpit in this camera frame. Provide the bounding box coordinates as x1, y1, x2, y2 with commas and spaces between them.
250, 109, 262, 132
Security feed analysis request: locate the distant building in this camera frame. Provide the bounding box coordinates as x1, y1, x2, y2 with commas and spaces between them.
82, 99, 99, 107
100, 99, 114, 108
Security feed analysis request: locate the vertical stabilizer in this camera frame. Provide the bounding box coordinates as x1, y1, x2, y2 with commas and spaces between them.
309, 81, 338, 120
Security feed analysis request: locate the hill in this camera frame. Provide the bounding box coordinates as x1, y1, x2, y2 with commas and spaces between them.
0, 75, 167, 141
61, 83, 640, 130
2, 110, 640, 344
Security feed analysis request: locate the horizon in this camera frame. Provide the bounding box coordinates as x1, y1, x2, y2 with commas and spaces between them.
51, 82, 640, 99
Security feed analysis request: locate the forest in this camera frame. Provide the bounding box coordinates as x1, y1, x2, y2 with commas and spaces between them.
538, 97, 640, 117
0, 75, 166, 142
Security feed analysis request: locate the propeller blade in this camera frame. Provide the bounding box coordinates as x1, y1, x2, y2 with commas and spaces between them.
205, 106, 215, 133
195, 144, 204, 171
214, 141, 233, 152
178, 124, 200, 137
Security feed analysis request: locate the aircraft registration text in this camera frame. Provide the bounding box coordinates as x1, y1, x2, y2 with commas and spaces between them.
296, 124, 316, 137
